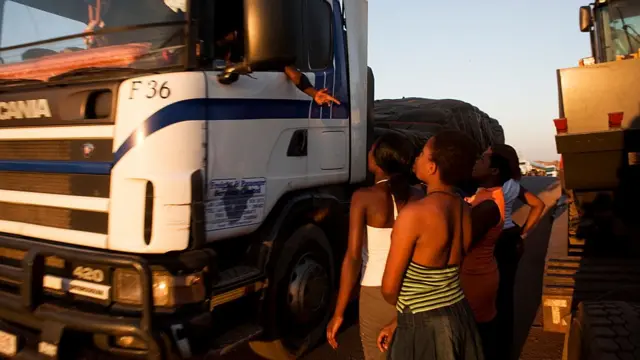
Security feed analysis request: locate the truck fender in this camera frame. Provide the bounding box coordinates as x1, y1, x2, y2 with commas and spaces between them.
256, 191, 348, 272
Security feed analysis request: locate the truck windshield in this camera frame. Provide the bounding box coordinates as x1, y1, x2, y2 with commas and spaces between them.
596, 0, 640, 62
0, 0, 188, 82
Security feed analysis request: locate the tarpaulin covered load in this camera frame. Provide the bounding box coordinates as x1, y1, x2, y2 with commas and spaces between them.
372, 97, 505, 153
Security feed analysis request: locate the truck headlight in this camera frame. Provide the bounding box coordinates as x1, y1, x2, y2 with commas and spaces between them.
113, 269, 205, 307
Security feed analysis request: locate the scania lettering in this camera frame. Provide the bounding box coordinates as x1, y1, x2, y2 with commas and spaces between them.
0, 99, 52, 120
0, 0, 370, 358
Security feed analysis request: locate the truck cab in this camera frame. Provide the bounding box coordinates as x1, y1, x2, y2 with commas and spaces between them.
579, 0, 640, 64
0, 0, 372, 358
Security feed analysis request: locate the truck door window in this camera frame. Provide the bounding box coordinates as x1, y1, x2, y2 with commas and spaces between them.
304, 0, 332, 70
212, 0, 245, 65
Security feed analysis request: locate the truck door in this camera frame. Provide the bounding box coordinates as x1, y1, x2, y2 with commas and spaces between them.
305, 0, 350, 188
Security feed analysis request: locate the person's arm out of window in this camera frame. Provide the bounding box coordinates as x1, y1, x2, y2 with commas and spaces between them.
284, 65, 340, 105
518, 186, 545, 238
381, 204, 423, 305
471, 200, 501, 249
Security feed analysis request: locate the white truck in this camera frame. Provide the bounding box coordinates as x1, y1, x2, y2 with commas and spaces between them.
0, 1, 507, 359
0, 0, 372, 359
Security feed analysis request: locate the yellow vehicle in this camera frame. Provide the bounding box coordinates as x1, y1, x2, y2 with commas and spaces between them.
543, 1, 640, 359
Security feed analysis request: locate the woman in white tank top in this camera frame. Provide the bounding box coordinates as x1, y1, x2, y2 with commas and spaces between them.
325, 133, 423, 360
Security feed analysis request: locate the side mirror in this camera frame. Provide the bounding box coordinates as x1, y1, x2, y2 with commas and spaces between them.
244, 0, 297, 70
580, 6, 593, 33
218, 0, 298, 84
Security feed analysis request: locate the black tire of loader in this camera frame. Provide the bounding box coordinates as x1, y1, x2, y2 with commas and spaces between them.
249, 224, 336, 360
567, 301, 640, 360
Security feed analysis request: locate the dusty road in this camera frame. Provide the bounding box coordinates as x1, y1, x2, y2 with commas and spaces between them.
222, 176, 567, 360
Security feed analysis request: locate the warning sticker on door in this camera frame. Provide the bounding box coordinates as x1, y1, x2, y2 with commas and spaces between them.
206, 177, 266, 231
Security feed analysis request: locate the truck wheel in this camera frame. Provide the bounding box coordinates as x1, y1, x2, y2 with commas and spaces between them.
567, 301, 640, 360
250, 224, 336, 359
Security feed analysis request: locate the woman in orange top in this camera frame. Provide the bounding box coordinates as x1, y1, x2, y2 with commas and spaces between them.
462, 149, 513, 360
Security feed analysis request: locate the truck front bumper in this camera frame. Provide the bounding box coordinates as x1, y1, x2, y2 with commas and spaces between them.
0, 234, 211, 359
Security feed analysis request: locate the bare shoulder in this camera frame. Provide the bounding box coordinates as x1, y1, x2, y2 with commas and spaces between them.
351, 185, 382, 205
401, 197, 444, 221
350, 187, 371, 206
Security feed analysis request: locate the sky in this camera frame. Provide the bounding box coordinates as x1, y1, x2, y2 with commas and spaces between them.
368, 0, 592, 161
0, 0, 592, 161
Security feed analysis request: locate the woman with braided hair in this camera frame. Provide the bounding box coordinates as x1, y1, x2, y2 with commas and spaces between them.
326, 132, 423, 360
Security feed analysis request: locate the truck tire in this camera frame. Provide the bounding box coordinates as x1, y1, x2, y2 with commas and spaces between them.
567, 301, 640, 360
250, 224, 336, 359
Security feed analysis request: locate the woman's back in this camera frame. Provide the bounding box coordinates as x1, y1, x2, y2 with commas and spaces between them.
395, 192, 472, 314
463, 187, 505, 275
501, 179, 520, 230
411, 192, 472, 268
361, 180, 400, 287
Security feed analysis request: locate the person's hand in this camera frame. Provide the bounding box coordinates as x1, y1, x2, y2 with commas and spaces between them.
376, 321, 397, 352
326, 315, 343, 349
83, 20, 105, 48
313, 88, 341, 106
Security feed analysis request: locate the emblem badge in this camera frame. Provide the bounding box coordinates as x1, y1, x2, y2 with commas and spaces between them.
82, 143, 95, 159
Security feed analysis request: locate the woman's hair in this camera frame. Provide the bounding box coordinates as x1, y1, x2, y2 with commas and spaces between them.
491, 144, 522, 181
373, 132, 415, 205
489, 153, 513, 185
430, 130, 480, 187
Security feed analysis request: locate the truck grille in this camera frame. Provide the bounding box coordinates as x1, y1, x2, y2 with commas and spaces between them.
0, 139, 113, 161
0, 202, 108, 234
0, 137, 113, 237
0, 172, 110, 197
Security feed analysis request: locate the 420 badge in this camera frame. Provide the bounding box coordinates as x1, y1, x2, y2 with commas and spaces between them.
206, 177, 266, 231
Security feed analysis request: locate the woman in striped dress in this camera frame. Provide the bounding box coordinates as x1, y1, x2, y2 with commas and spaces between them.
377, 130, 484, 360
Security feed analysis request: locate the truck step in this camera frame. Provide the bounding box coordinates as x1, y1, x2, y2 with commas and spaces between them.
213, 266, 263, 293
567, 236, 585, 256
206, 324, 263, 358
210, 266, 266, 309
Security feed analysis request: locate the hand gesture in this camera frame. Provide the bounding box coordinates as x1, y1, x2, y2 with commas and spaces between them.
377, 321, 397, 352
313, 88, 341, 106
326, 315, 343, 349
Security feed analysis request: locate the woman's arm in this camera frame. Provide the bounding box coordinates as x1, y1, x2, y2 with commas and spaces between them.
381, 204, 423, 305
471, 200, 501, 249
332, 190, 367, 319
518, 186, 545, 237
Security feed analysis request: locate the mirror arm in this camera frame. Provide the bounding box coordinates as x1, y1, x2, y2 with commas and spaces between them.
216, 62, 253, 85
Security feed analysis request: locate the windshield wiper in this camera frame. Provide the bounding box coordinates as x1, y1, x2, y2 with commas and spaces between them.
48, 67, 156, 81
615, 7, 640, 56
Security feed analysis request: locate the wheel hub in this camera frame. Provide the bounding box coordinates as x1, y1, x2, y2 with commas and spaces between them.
287, 255, 329, 321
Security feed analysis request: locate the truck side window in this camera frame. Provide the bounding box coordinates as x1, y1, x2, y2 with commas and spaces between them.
304, 0, 333, 71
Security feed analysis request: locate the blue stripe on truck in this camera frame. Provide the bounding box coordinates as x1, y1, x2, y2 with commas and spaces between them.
113, 98, 348, 163
0, 160, 112, 175
0, 97, 346, 175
